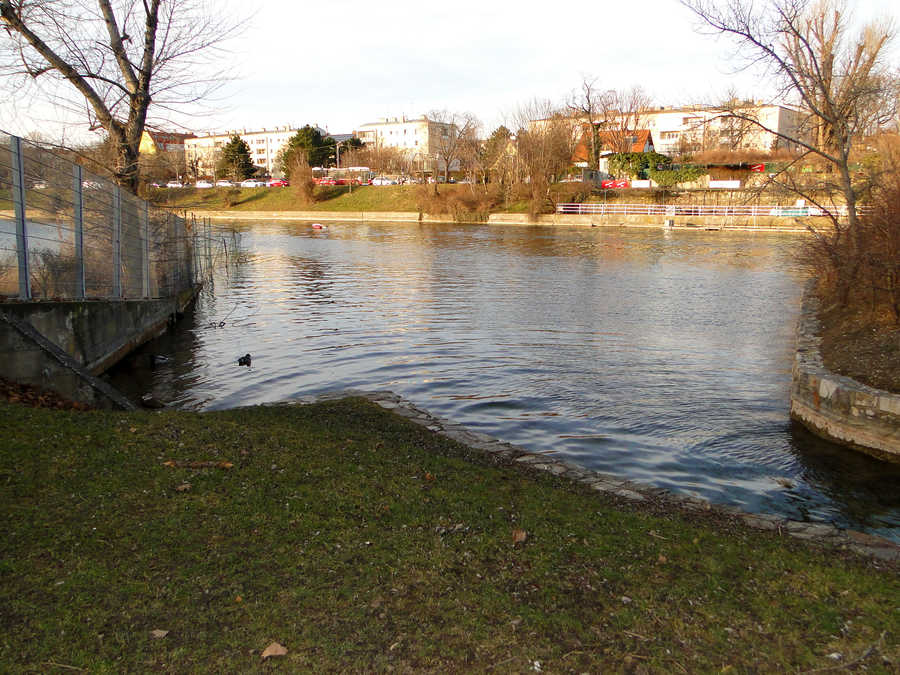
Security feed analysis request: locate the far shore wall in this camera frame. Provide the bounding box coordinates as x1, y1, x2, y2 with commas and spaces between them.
790, 280, 900, 461
201, 209, 817, 232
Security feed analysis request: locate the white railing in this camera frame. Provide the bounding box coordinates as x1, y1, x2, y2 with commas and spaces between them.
555, 203, 850, 218
1, 132, 222, 301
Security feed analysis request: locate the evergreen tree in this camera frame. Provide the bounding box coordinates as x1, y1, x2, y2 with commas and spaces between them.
218, 135, 255, 181
278, 126, 334, 177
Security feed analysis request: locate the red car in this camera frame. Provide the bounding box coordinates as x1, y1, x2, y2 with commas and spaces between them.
316, 177, 337, 186
266, 178, 289, 187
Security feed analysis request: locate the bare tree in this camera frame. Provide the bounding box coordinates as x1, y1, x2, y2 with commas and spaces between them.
342, 144, 406, 176
0, 0, 240, 192
567, 76, 615, 169
511, 99, 579, 217
681, 0, 897, 234
427, 109, 480, 183
602, 86, 652, 153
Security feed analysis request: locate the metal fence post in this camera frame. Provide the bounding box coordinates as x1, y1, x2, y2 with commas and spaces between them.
205, 217, 212, 276
112, 185, 122, 298
142, 202, 150, 298
72, 164, 86, 298
10, 135, 31, 300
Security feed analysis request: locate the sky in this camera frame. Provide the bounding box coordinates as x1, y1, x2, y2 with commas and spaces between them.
2, 0, 899, 142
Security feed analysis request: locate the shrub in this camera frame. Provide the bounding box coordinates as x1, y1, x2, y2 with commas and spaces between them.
802, 139, 900, 325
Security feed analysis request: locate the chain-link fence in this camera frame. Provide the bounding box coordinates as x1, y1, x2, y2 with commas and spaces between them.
0, 132, 220, 301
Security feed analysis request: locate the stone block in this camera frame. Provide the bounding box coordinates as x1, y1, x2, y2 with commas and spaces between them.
818, 378, 838, 400
878, 396, 900, 416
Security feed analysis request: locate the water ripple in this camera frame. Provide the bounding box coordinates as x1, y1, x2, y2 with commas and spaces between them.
108, 221, 900, 541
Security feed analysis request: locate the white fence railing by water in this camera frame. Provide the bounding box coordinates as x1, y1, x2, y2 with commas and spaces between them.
0, 132, 222, 301
555, 202, 849, 218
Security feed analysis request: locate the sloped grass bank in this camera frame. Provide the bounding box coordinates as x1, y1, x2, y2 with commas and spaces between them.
153, 185, 447, 213
1, 398, 897, 672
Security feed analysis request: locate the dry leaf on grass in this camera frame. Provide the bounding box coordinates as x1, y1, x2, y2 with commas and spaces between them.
149, 629, 169, 639
261, 642, 288, 660
512, 528, 528, 545
175, 483, 192, 492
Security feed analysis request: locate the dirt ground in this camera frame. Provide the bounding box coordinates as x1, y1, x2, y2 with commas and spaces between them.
818, 307, 900, 394
0, 377, 92, 410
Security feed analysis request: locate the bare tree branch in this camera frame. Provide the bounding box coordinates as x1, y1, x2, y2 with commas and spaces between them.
0, 0, 242, 191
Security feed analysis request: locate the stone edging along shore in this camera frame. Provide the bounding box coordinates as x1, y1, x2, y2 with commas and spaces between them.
276, 388, 899, 563
791, 280, 900, 461
200, 209, 812, 232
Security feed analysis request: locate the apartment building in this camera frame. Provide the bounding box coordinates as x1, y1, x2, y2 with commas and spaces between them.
355, 115, 459, 172
640, 103, 805, 156
184, 125, 328, 176
139, 130, 195, 155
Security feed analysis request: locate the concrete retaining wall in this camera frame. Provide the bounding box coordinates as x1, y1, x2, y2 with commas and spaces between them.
0, 287, 197, 405
201, 209, 812, 232
790, 280, 900, 460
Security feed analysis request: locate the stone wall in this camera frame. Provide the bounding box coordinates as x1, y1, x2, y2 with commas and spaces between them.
790, 280, 900, 460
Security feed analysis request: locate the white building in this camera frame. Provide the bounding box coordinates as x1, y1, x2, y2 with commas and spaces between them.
184, 125, 329, 177
355, 115, 460, 172
639, 103, 806, 156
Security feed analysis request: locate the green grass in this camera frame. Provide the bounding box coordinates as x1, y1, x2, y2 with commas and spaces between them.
1, 398, 897, 672
153, 184, 461, 213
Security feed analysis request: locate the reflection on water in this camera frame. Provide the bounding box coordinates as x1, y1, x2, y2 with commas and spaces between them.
108, 222, 900, 541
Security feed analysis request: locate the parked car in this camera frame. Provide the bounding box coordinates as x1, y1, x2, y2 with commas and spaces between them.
195, 180, 213, 189
150, 182, 162, 188
316, 176, 337, 186
240, 179, 265, 188
166, 180, 183, 188
266, 178, 289, 187
215, 179, 234, 187
371, 176, 396, 186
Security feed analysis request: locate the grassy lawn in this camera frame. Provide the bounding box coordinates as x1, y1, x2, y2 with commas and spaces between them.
1, 398, 897, 672
153, 185, 458, 213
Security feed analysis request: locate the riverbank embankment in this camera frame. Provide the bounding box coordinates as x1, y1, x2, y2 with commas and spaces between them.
0, 285, 198, 408
791, 280, 900, 460
200, 209, 815, 232
1, 394, 896, 671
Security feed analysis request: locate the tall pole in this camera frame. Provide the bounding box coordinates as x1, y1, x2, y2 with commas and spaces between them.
10, 135, 31, 299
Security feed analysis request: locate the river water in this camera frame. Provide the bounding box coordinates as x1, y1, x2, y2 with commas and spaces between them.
109, 221, 900, 541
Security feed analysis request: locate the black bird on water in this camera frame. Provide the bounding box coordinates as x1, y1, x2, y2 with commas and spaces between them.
238, 353, 252, 367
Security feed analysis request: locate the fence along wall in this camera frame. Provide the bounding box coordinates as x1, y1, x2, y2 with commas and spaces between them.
0, 132, 214, 301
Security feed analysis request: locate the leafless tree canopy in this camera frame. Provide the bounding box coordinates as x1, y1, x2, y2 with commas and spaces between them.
510, 99, 579, 216
603, 86, 652, 153
681, 0, 897, 230
0, 0, 240, 190
427, 109, 481, 182
567, 77, 615, 169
